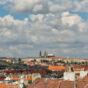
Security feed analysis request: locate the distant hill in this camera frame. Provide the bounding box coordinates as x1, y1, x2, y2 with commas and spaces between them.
0, 57, 7, 59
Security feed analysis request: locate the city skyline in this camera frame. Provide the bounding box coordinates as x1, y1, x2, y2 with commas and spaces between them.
0, 0, 88, 58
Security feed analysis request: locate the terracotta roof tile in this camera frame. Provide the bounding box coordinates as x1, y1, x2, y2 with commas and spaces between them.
27, 78, 88, 88
48, 66, 66, 70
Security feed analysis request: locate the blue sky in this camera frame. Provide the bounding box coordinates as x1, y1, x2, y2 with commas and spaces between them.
70, 12, 88, 21
0, 5, 9, 17
0, 0, 88, 58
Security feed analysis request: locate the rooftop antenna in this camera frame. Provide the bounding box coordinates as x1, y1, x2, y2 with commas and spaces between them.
74, 75, 77, 88
34, 81, 36, 88
44, 78, 48, 88
34, 79, 39, 88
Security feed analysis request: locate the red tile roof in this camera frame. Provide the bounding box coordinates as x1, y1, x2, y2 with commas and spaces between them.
27, 78, 88, 88
49, 57, 64, 60
0, 84, 18, 88
48, 66, 66, 70
73, 65, 88, 70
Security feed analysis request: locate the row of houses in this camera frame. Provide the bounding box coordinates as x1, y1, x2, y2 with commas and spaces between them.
0, 73, 41, 88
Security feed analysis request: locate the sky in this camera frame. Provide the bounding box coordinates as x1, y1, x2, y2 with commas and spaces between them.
0, 0, 88, 58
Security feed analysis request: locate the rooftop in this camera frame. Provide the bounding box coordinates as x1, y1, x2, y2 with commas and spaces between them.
27, 78, 88, 88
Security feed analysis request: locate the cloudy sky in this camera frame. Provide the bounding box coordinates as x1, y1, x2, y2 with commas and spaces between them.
0, 0, 88, 58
